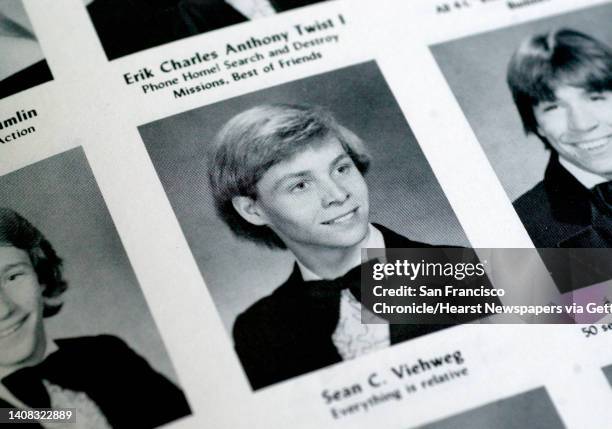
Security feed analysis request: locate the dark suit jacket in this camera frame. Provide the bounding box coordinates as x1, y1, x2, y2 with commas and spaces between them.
0, 60, 53, 100
233, 224, 450, 390
87, 0, 325, 60
87, 0, 246, 60
1, 335, 190, 428
513, 154, 612, 248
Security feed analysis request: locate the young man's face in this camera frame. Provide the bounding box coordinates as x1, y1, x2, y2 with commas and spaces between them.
534, 86, 612, 176
250, 136, 370, 254
0, 246, 46, 370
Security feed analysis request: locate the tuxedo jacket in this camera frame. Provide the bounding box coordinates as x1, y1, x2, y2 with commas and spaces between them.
87, 0, 246, 60
87, 0, 325, 60
0, 60, 53, 100
0, 335, 190, 428
178, 0, 324, 33
513, 154, 612, 248
233, 224, 450, 390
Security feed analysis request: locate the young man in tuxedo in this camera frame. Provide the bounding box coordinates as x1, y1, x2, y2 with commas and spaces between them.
508, 29, 612, 247
0, 208, 190, 427
209, 104, 447, 389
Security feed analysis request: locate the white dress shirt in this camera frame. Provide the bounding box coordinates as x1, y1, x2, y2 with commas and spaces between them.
559, 157, 608, 189
225, 0, 276, 19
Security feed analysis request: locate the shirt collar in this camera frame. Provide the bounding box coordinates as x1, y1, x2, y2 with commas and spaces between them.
559, 157, 608, 189
45, 338, 59, 357
225, 0, 275, 19
297, 223, 385, 281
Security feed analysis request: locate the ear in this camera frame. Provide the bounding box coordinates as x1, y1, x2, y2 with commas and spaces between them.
41, 287, 65, 317
231, 196, 269, 226
42, 294, 64, 308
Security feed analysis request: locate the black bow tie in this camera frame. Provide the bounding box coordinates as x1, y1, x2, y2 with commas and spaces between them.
592, 181, 612, 215
302, 260, 379, 302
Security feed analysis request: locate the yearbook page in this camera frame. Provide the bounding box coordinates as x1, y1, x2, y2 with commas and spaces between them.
0, 0, 611, 428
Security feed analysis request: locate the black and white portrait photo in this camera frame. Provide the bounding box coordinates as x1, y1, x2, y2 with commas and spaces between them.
84, 0, 329, 60
0, 148, 191, 428
0, 0, 53, 100
431, 4, 612, 248
139, 61, 468, 390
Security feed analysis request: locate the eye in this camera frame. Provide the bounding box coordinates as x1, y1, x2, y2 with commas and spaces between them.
589, 93, 607, 101
289, 181, 310, 193
335, 163, 353, 175
3, 270, 25, 286
540, 103, 559, 113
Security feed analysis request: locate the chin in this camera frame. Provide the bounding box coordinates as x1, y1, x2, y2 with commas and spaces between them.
0, 348, 38, 368
0, 328, 46, 368
325, 222, 369, 248
588, 164, 612, 176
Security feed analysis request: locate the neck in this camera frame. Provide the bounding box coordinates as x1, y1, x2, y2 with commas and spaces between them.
290, 229, 370, 279
557, 156, 611, 186
0, 356, 43, 381
0, 336, 48, 380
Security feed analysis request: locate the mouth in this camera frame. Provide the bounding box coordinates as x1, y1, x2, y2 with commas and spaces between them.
322, 208, 359, 225
568, 134, 612, 152
0, 314, 28, 338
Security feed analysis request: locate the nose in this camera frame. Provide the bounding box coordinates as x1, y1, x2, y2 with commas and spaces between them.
567, 105, 598, 134
320, 178, 350, 207
0, 288, 16, 319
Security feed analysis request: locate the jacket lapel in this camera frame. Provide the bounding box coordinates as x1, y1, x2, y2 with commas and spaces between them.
544, 155, 612, 247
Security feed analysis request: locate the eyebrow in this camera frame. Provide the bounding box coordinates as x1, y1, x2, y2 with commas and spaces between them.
330, 153, 351, 166
0, 262, 30, 275
271, 153, 350, 192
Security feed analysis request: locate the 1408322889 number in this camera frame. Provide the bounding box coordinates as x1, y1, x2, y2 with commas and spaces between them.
5, 409, 74, 423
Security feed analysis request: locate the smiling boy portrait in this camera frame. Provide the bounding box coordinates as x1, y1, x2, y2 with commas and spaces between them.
429, 4, 612, 250
138, 62, 468, 391
209, 104, 449, 389
0, 143, 195, 428
508, 29, 612, 247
